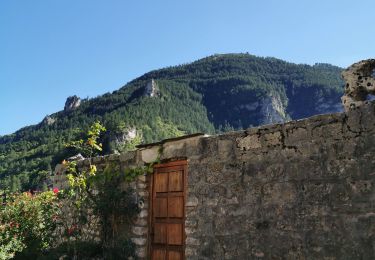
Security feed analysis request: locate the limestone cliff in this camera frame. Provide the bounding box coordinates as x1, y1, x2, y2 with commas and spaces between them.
259, 94, 287, 125
103, 127, 140, 154
237, 94, 288, 126
64, 95, 81, 112
143, 79, 159, 97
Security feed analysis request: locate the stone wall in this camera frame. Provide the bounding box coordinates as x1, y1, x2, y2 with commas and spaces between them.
53, 102, 375, 259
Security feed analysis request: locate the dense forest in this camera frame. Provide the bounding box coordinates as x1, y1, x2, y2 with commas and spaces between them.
0, 53, 344, 191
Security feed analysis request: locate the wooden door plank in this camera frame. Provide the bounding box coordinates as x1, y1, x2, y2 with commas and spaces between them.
167, 223, 183, 245
154, 223, 167, 244
168, 197, 184, 218
155, 173, 168, 192
152, 249, 166, 260
168, 250, 182, 260
154, 197, 168, 218
169, 171, 183, 191
150, 160, 187, 259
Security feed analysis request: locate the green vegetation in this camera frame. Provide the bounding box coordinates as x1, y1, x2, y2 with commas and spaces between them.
0, 53, 344, 191
0, 191, 60, 259
0, 122, 152, 259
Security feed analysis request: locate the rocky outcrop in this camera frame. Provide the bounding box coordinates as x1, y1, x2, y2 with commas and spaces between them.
259, 94, 287, 125
237, 94, 287, 126
42, 115, 56, 126
64, 95, 81, 112
143, 79, 159, 97
104, 127, 139, 153
342, 59, 375, 111
67, 153, 84, 162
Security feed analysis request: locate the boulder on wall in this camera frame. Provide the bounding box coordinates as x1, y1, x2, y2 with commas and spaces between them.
342, 59, 375, 111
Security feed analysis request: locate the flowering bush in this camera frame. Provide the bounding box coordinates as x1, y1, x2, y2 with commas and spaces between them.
0, 190, 60, 259
0, 122, 149, 259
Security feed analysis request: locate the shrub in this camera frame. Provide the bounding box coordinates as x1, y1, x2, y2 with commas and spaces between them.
0, 191, 60, 259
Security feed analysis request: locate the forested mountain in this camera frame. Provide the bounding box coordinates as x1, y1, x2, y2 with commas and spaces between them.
0, 53, 344, 191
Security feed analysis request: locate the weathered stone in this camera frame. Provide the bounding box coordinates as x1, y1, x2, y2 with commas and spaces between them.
132, 226, 147, 236
218, 139, 234, 156
311, 122, 342, 140
185, 219, 198, 228
139, 209, 148, 218
52, 95, 375, 259
119, 150, 137, 162
185, 227, 197, 235
161, 139, 185, 159
140, 146, 160, 163
262, 131, 282, 146
131, 237, 146, 246
186, 237, 200, 246
133, 217, 148, 226
137, 174, 147, 183
136, 246, 147, 258
185, 247, 198, 257
284, 127, 308, 146
107, 154, 120, 161
186, 196, 199, 207
92, 156, 104, 164
236, 134, 261, 150
262, 182, 296, 205
137, 182, 146, 189
342, 59, 375, 111
185, 136, 203, 157
138, 191, 149, 197
204, 198, 218, 206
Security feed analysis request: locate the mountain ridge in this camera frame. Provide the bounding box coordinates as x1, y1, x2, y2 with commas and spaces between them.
0, 53, 344, 191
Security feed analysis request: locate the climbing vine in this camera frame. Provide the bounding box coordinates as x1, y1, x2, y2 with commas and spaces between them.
57, 121, 154, 259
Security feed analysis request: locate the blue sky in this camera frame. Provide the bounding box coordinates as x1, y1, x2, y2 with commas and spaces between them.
1, 0, 374, 135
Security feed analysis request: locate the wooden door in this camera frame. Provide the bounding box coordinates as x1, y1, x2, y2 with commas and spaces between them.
149, 160, 187, 260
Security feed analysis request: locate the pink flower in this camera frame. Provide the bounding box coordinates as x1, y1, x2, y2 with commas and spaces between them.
53, 188, 59, 194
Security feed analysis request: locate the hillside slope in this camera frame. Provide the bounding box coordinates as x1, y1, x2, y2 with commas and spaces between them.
0, 54, 344, 190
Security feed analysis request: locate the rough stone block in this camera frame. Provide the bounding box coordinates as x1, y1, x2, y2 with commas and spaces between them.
161, 140, 185, 159
131, 237, 146, 246
284, 127, 308, 146
119, 151, 137, 162
136, 246, 147, 258
184, 136, 203, 156
236, 135, 261, 150
186, 237, 200, 246
185, 247, 198, 257
133, 217, 148, 226
262, 131, 282, 146
137, 174, 147, 183
218, 139, 234, 156
107, 154, 120, 161
262, 182, 296, 205
132, 226, 148, 236
140, 146, 160, 163
185, 227, 197, 235
137, 182, 146, 189
186, 196, 199, 207
139, 209, 148, 218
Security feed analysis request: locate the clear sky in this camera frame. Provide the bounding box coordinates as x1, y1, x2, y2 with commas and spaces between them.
1, 0, 374, 135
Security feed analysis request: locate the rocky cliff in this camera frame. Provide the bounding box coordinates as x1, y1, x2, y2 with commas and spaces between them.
64, 95, 81, 112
